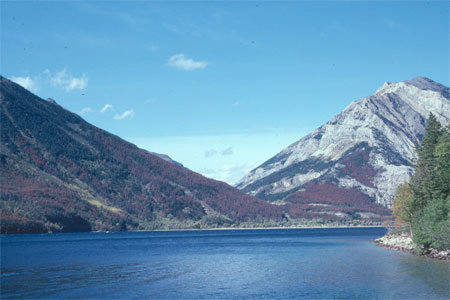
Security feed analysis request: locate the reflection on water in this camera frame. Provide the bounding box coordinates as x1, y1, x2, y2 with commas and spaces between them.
398, 254, 450, 296
1, 228, 449, 299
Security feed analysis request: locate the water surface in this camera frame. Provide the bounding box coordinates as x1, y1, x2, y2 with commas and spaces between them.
1, 227, 449, 299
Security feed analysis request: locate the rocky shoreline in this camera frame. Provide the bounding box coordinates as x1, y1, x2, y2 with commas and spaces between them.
374, 234, 450, 260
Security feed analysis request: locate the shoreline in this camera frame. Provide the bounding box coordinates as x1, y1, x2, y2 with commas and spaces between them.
1, 225, 386, 235
374, 233, 449, 261
134, 224, 385, 232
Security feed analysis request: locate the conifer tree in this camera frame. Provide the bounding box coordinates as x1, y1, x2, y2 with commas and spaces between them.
409, 113, 442, 213
392, 113, 450, 251
432, 124, 450, 200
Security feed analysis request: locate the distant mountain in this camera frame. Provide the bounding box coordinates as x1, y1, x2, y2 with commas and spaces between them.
0, 76, 283, 234
236, 77, 450, 222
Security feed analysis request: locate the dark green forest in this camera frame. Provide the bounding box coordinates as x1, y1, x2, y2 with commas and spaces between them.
393, 113, 450, 252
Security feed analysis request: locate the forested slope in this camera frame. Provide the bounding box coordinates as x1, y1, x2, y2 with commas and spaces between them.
0, 76, 283, 233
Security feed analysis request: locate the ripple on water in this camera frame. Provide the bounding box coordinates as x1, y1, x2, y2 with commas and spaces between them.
1, 228, 449, 299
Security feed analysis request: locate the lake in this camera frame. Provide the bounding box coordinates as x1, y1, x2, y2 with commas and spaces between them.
1, 227, 449, 299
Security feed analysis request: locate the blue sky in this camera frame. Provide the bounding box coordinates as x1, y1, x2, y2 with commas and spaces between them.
2, 1, 449, 184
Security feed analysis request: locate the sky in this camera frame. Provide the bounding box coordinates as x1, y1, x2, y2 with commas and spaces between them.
2, 1, 449, 185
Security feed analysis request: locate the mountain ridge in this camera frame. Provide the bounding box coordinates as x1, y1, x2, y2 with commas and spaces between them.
237, 77, 449, 212
0, 76, 283, 234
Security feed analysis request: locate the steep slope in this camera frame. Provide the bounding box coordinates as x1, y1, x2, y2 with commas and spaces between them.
0, 76, 283, 234
147, 150, 184, 168
236, 77, 449, 221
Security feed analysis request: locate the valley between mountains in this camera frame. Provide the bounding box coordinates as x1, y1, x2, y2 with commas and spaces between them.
1, 76, 449, 233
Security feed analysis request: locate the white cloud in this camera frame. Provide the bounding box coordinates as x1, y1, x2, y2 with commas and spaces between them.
67, 76, 88, 91
100, 104, 113, 113
221, 147, 233, 156
11, 69, 88, 94
167, 54, 207, 71
204, 149, 218, 158
114, 109, 134, 120
205, 147, 233, 158
50, 69, 88, 91
50, 70, 67, 86
79, 107, 93, 115
128, 129, 313, 185
10, 76, 38, 92
200, 164, 253, 185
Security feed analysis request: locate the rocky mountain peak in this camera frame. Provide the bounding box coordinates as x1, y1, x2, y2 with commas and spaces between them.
375, 76, 449, 100
406, 76, 449, 94
237, 77, 449, 217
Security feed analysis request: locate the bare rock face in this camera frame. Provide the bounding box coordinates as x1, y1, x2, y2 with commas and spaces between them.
236, 77, 450, 209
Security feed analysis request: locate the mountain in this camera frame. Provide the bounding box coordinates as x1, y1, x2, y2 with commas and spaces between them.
146, 151, 184, 168
0, 76, 283, 234
236, 77, 450, 222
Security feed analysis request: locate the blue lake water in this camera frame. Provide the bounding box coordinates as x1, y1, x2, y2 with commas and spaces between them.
1, 227, 449, 299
